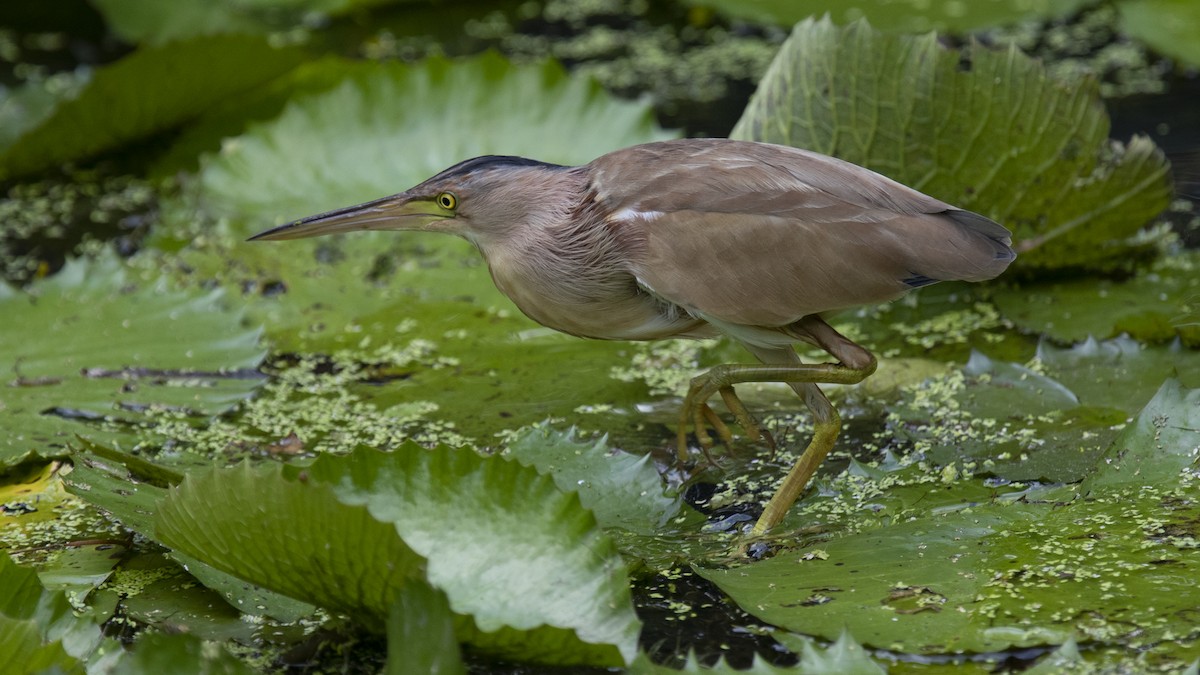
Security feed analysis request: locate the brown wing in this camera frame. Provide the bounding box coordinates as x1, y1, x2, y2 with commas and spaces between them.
588, 139, 1014, 327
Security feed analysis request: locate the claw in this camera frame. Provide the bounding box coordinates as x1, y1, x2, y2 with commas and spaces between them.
676, 373, 771, 468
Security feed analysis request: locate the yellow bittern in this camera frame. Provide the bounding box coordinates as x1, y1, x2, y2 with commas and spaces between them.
251, 139, 1015, 535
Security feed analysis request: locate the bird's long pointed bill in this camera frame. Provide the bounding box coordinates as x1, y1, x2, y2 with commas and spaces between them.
247, 192, 442, 241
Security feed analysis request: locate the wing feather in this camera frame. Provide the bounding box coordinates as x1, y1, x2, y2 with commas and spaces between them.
589, 139, 1014, 327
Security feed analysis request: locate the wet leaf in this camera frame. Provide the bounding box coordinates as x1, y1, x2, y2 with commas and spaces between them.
732, 17, 1173, 272
154, 461, 425, 625
305, 444, 641, 665
879, 334, 1200, 485
0, 253, 265, 468
151, 445, 639, 665
386, 582, 465, 675
176, 53, 676, 234
700, 381, 1200, 663
0, 554, 104, 672
62, 448, 316, 623
505, 426, 684, 535
91, 0, 395, 45
993, 251, 1200, 345
692, 0, 1089, 34
1036, 335, 1200, 413
1117, 0, 1200, 67
35, 543, 124, 596
1082, 378, 1200, 492
118, 553, 261, 642
105, 631, 253, 674
0, 35, 305, 181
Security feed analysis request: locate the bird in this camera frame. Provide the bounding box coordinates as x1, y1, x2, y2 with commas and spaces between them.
250, 138, 1016, 536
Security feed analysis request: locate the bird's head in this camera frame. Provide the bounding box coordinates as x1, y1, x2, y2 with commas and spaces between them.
248, 155, 575, 247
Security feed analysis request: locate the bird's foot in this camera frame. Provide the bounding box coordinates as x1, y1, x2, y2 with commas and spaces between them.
676, 379, 773, 466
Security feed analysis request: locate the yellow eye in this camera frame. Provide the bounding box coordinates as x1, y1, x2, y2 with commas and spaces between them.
436, 192, 458, 210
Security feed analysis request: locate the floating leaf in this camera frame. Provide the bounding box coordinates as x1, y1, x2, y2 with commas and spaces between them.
505, 427, 684, 535
1035, 335, 1200, 413
731, 17, 1172, 271
0, 35, 305, 181
179, 53, 677, 233
993, 251, 1200, 345
306, 445, 641, 665
0, 555, 104, 672
104, 631, 253, 675
152, 445, 639, 665
63, 447, 315, 624
385, 582, 465, 675
885, 337, 1200, 485
0, 253, 264, 468
690, 0, 1090, 34
155, 461, 424, 625
1082, 378, 1200, 491
92, 0, 398, 45
700, 381, 1200, 662
1117, 0, 1200, 68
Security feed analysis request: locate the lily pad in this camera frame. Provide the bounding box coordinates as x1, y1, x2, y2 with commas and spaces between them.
62, 445, 317, 624
0, 554, 105, 671
91, 0, 396, 46
882, 337, 1200, 485
104, 631, 253, 674
505, 426, 684, 535
0, 253, 264, 468
154, 461, 426, 624
153, 445, 640, 666
1036, 335, 1200, 413
1117, 0, 1200, 68
699, 380, 1200, 663
304, 445, 641, 665
993, 251, 1200, 345
731, 17, 1173, 272
690, 0, 1090, 34
385, 582, 465, 675
176, 53, 677, 234
0, 35, 306, 181
1082, 378, 1200, 491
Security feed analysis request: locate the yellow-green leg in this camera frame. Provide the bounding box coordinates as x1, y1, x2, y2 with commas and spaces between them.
676, 316, 878, 535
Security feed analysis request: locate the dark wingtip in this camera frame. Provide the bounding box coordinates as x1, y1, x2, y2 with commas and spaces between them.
902, 274, 941, 288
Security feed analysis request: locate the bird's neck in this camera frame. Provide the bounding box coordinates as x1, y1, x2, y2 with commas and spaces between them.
471, 175, 656, 336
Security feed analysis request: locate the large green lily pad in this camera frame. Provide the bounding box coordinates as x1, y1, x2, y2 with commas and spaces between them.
993, 251, 1200, 345
732, 17, 1172, 272
699, 380, 1200, 666
90, 0, 397, 45
0, 554, 106, 672
505, 427, 684, 536
0, 35, 306, 181
0, 253, 264, 468
155, 461, 426, 625
690, 0, 1090, 34
1117, 0, 1200, 67
304, 445, 641, 665
154, 445, 640, 666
